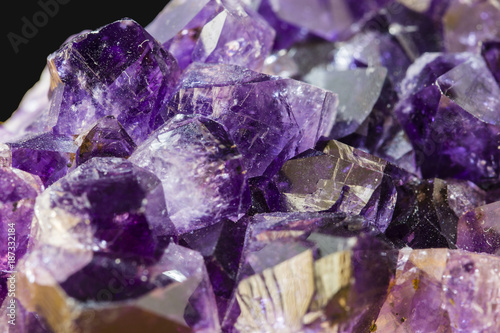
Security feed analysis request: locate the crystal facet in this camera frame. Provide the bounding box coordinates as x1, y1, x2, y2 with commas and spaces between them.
130, 115, 249, 234
48, 20, 180, 143
160, 63, 338, 178
375, 248, 500, 332
457, 201, 500, 255
76, 115, 137, 166
147, 0, 275, 71
396, 54, 500, 187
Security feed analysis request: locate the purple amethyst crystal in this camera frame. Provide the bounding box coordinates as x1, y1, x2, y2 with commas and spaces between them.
34, 157, 175, 260
374, 1, 447, 59
374, 248, 500, 332
256, 0, 309, 50
0, 167, 42, 306
76, 115, 137, 166
396, 54, 500, 187
160, 63, 338, 178
13, 158, 224, 331
18, 243, 220, 332
7, 132, 77, 186
130, 115, 249, 234
0, 299, 53, 332
457, 201, 500, 255
48, 19, 180, 143
146, 0, 275, 71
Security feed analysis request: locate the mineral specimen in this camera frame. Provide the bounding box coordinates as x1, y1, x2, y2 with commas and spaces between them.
2, 0, 500, 331
385, 178, 487, 249
17, 242, 220, 332
6, 132, 77, 186
220, 212, 396, 332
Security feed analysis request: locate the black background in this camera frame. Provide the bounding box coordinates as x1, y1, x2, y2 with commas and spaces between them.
2, 0, 170, 122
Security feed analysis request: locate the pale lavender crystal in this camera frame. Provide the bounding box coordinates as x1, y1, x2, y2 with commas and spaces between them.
146, 0, 275, 71
48, 19, 180, 143
0, 67, 51, 143
376, 129, 420, 176
332, 30, 412, 89
398, 52, 469, 99
6, 132, 78, 187
268, 40, 416, 174
0, 168, 42, 305
17, 243, 220, 332
0, 144, 11, 167
375, 248, 500, 332
262, 42, 336, 79
303, 66, 387, 138
130, 115, 249, 234
457, 201, 500, 255
160, 63, 338, 178
443, 0, 500, 52
259, 0, 391, 41
76, 115, 136, 166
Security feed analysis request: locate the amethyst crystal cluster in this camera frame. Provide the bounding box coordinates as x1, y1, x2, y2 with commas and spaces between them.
1, 0, 500, 332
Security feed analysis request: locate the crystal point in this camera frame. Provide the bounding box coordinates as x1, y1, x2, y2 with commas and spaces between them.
130, 115, 250, 234
49, 19, 180, 143
76, 115, 137, 166
147, 0, 275, 71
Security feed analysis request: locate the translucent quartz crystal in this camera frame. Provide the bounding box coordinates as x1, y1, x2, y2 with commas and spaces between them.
146, 0, 275, 71
130, 115, 249, 234
160, 63, 338, 178
48, 20, 180, 144
375, 248, 500, 332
